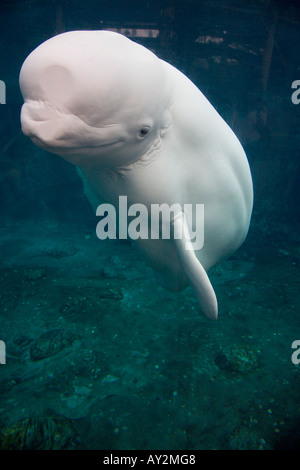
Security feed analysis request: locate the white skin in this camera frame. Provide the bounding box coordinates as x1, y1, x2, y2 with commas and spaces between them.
20, 31, 253, 320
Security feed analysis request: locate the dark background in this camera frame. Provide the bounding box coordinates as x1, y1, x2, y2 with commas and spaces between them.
0, 0, 299, 229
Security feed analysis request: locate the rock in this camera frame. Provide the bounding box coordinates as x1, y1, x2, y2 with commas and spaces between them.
24, 268, 45, 281
102, 374, 119, 384
228, 426, 265, 450
215, 346, 259, 373
214, 352, 230, 370
99, 288, 123, 300
30, 329, 76, 361
0, 416, 80, 450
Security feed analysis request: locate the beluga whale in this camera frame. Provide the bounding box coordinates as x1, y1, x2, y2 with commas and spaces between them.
19, 30, 253, 320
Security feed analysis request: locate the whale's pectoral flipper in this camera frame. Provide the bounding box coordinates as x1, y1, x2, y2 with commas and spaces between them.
172, 212, 218, 320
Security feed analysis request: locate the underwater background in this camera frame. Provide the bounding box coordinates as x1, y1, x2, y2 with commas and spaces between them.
0, 0, 299, 450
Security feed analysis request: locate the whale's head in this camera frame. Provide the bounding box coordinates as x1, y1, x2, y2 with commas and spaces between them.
20, 31, 172, 168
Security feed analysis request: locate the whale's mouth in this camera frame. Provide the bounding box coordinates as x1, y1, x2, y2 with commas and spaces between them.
21, 100, 125, 153
21, 100, 72, 147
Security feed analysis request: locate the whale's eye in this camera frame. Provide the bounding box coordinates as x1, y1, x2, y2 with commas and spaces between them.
139, 127, 150, 138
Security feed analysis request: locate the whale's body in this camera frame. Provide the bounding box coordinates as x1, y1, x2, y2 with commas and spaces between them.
19, 31, 253, 320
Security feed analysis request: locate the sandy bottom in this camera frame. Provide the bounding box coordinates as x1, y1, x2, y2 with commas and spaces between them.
0, 217, 299, 450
